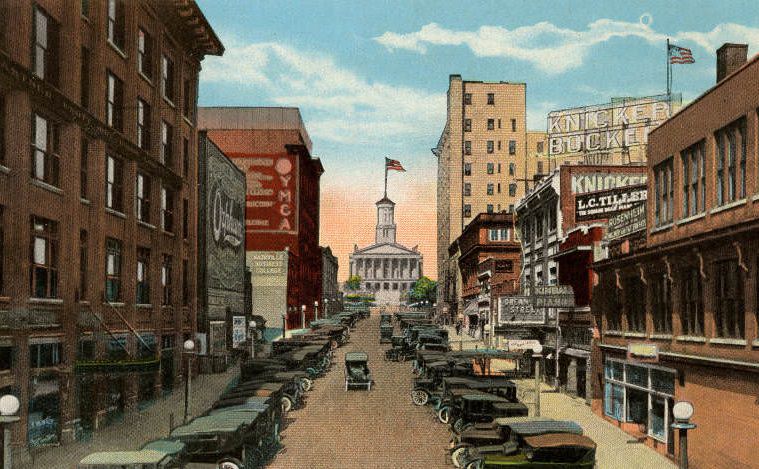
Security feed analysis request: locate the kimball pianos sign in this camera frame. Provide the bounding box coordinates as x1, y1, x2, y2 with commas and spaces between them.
548, 95, 674, 157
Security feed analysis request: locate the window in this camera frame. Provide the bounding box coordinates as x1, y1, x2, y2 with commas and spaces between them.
136, 248, 150, 304
136, 99, 151, 151
497, 183, 501, 193
161, 186, 174, 232
487, 93, 494, 105
463, 183, 471, 197
487, 204, 494, 213
80, 139, 88, 199
497, 163, 501, 174
497, 119, 501, 129
182, 259, 189, 305
81, 0, 89, 18
548, 202, 557, 231
32, 113, 60, 187
651, 273, 672, 333
654, 158, 673, 226
487, 183, 494, 195
136, 173, 151, 223
162, 255, 172, 305
33, 7, 59, 86
79, 230, 87, 300
715, 118, 746, 205
0, 343, 11, 371
161, 55, 175, 102
487, 163, 494, 174
488, 228, 510, 241
681, 267, 704, 336
137, 28, 153, 79
497, 141, 502, 151
624, 277, 646, 332
30, 341, 61, 368
680, 141, 706, 218
463, 93, 471, 105
464, 163, 471, 176
464, 141, 471, 155
463, 119, 471, 132
714, 259, 744, 338
537, 141, 544, 153
508, 140, 516, 155
105, 238, 122, 302
511, 119, 517, 132
107, 0, 125, 50
30, 216, 58, 298
509, 163, 515, 176
605, 279, 622, 331
183, 80, 193, 119
182, 138, 189, 177
160, 121, 173, 166
106, 155, 124, 212
487, 141, 494, 153
182, 198, 189, 239
487, 119, 494, 130
509, 184, 517, 197
522, 219, 532, 244
537, 161, 544, 174
106, 71, 124, 131
535, 210, 543, 238
80, 47, 90, 108
463, 205, 471, 218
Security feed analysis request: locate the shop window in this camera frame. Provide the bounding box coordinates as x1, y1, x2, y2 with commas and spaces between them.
651, 273, 672, 333
137, 28, 153, 79
106, 71, 124, 131
30, 216, 59, 299
32, 113, 60, 187
30, 342, 61, 368
105, 238, 122, 302
162, 255, 173, 305
161, 54, 175, 102
681, 267, 704, 336
136, 173, 151, 223
106, 155, 124, 212
137, 99, 151, 151
27, 373, 60, 446
624, 277, 646, 332
107, 0, 125, 50
714, 259, 744, 338
654, 158, 674, 226
160, 121, 173, 166
161, 186, 174, 232
79, 230, 87, 301
33, 6, 59, 86
136, 247, 150, 304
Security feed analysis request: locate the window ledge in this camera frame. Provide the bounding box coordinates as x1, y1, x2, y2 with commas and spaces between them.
604, 330, 624, 337
163, 97, 176, 109
136, 304, 153, 309
650, 223, 673, 234
104, 302, 125, 307
28, 298, 63, 304
649, 333, 673, 341
709, 337, 747, 346
751, 339, 759, 348
31, 179, 63, 195
623, 332, 646, 338
182, 115, 194, 128
676, 335, 707, 343
137, 220, 156, 230
752, 194, 759, 203
0, 165, 10, 175
162, 230, 175, 238
79, 300, 90, 305
710, 198, 747, 215
676, 212, 706, 226
138, 72, 153, 86
80, 198, 91, 205
105, 207, 127, 219
107, 40, 127, 59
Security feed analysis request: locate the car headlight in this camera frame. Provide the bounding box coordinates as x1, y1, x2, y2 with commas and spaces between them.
524, 449, 534, 461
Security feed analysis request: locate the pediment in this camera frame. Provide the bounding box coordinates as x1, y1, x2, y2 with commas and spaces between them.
353, 243, 420, 256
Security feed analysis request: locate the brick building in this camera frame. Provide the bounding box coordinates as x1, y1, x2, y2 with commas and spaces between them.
320, 246, 341, 317
198, 107, 324, 330
0, 0, 221, 454
591, 44, 759, 468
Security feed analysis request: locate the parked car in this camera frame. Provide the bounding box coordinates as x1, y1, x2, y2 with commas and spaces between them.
462, 432, 596, 469
345, 352, 373, 391
78, 440, 186, 469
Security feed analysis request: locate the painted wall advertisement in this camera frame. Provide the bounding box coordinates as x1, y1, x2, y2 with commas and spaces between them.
606, 202, 647, 241
498, 296, 544, 325
248, 251, 290, 330
575, 184, 647, 221
244, 154, 299, 235
548, 95, 675, 157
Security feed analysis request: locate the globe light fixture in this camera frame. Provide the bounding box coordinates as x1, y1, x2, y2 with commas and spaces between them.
673, 401, 694, 421
183, 339, 195, 352
0, 395, 19, 417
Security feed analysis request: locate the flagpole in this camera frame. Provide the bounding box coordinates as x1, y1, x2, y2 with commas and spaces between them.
384, 158, 388, 198
666, 38, 671, 96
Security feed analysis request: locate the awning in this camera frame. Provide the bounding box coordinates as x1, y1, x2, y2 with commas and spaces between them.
463, 300, 479, 317
563, 348, 591, 359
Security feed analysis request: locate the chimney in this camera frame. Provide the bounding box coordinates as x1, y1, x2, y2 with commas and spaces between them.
716, 43, 748, 83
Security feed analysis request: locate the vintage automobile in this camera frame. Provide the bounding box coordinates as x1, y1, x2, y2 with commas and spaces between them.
462, 433, 597, 469
230, 378, 303, 411
219, 381, 295, 413
344, 351, 373, 391
380, 313, 393, 326
439, 392, 529, 433
451, 418, 585, 468
411, 361, 477, 406
78, 440, 186, 469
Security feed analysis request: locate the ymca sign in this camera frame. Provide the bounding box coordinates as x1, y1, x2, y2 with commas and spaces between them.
244, 154, 299, 234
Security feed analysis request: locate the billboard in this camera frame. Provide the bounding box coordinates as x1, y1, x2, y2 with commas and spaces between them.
575, 184, 647, 221
548, 95, 676, 158
606, 203, 647, 241
248, 251, 289, 329
243, 154, 299, 235
498, 296, 544, 325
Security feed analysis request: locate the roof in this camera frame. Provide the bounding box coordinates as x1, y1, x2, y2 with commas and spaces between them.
345, 352, 369, 362
198, 107, 313, 153
170, 1, 224, 57
495, 418, 584, 436
376, 196, 395, 205
79, 450, 171, 465
350, 242, 421, 257
523, 433, 596, 449
140, 439, 186, 455
462, 393, 509, 402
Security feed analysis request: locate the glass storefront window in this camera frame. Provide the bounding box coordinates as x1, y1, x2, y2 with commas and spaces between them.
605, 360, 623, 380
650, 397, 666, 441
651, 369, 675, 394
604, 382, 624, 420
27, 374, 60, 447
627, 364, 648, 388
626, 388, 648, 425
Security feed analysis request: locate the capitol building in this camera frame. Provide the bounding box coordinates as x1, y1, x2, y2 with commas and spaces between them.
349, 196, 423, 305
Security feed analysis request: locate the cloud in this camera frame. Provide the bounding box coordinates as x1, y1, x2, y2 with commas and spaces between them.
200, 39, 446, 146
374, 18, 758, 74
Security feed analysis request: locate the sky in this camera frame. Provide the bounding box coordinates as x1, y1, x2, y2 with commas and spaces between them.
196, 0, 759, 281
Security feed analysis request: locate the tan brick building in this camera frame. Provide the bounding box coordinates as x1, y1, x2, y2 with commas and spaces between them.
435, 75, 532, 320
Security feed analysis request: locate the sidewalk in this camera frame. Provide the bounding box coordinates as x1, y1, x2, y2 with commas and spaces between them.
21, 366, 239, 469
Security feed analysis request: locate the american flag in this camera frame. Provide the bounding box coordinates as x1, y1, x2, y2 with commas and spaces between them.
669, 45, 695, 64
385, 157, 406, 172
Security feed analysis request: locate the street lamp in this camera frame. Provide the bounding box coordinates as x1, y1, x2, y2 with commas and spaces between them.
182, 339, 195, 423
301, 305, 306, 329
248, 321, 257, 359
0, 394, 20, 469
672, 401, 697, 469
314, 301, 319, 321
282, 311, 287, 339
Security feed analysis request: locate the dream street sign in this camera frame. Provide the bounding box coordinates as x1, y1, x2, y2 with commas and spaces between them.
523, 285, 576, 309
498, 296, 544, 325
606, 202, 647, 242
575, 184, 647, 222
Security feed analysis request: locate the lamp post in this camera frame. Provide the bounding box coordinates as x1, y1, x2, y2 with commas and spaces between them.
0, 394, 20, 469
314, 301, 319, 321
248, 321, 257, 359
323, 298, 328, 318
301, 305, 306, 329
671, 401, 697, 469
282, 311, 287, 339
182, 339, 195, 423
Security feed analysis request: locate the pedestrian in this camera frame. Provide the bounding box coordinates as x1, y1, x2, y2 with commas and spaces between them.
455, 320, 462, 336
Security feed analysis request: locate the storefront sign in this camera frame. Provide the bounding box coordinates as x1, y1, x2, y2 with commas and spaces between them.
627, 343, 659, 362
548, 95, 673, 157
209, 321, 227, 356
250, 251, 289, 278
571, 174, 647, 194
575, 185, 647, 221
505, 339, 542, 352
244, 154, 299, 234
498, 296, 544, 325
606, 202, 647, 241
525, 285, 576, 308
232, 316, 247, 349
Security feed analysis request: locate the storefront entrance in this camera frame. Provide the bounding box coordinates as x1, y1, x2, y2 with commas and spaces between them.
27, 373, 60, 447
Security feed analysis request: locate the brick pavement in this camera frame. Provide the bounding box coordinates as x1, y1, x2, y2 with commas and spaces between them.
21, 365, 239, 469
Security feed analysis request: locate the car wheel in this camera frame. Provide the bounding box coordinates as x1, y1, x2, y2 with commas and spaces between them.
216, 457, 244, 469
453, 418, 466, 434
411, 389, 429, 406
300, 378, 313, 392
438, 406, 451, 424
465, 459, 482, 469
451, 445, 470, 468
281, 395, 293, 413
